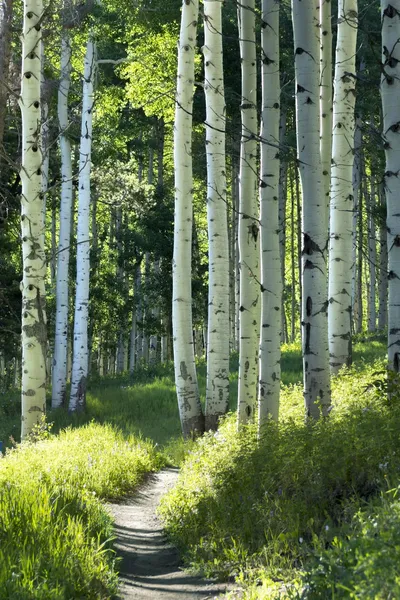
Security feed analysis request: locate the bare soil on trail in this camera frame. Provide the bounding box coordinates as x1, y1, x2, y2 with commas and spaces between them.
108, 468, 234, 600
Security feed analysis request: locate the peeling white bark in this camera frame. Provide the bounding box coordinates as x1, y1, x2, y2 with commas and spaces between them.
381, 0, 400, 372
237, 0, 260, 425
52, 32, 73, 408
292, 0, 331, 418
328, 0, 358, 372
19, 0, 47, 439
258, 0, 281, 425
203, 0, 230, 430
69, 37, 95, 411
172, 0, 204, 438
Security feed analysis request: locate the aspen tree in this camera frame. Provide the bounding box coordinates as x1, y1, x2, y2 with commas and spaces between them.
172, 0, 204, 438
52, 26, 73, 408
237, 0, 259, 425
319, 0, 332, 228
328, 0, 358, 372
381, 0, 400, 373
0, 0, 13, 152
292, 0, 331, 418
367, 178, 377, 332
203, 0, 230, 430
19, 0, 47, 438
378, 185, 388, 330
69, 37, 95, 411
258, 0, 281, 425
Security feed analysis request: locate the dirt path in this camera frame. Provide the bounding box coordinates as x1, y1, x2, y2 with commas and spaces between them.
109, 468, 233, 600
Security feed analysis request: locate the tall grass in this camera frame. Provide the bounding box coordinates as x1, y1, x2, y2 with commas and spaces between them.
0, 423, 164, 598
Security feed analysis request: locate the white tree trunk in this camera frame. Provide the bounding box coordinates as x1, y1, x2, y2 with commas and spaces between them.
52, 32, 73, 408
368, 178, 377, 332
328, 0, 358, 372
381, 0, 400, 371
203, 0, 230, 430
351, 116, 362, 325
292, 0, 331, 418
319, 0, 332, 229
258, 0, 281, 425
378, 184, 388, 330
69, 37, 95, 411
19, 0, 47, 439
172, 0, 204, 438
237, 0, 260, 425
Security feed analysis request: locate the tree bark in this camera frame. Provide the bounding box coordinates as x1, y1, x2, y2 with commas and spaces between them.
381, 0, 400, 372
19, 0, 47, 439
203, 0, 230, 430
69, 37, 95, 411
172, 0, 204, 438
258, 0, 281, 426
328, 0, 358, 371
0, 0, 13, 153
292, 0, 331, 418
237, 0, 260, 425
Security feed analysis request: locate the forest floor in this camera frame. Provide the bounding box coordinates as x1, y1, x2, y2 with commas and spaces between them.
109, 468, 234, 600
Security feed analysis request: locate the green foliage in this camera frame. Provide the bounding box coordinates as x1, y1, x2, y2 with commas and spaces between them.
0, 422, 164, 598
159, 357, 400, 594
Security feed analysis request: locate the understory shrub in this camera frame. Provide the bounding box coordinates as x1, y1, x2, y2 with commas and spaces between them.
0, 422, 164, 599
159, 359, 400, 590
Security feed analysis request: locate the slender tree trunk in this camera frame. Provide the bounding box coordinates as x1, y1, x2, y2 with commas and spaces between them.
378, 184, 388, 330
320, 0, 332, 230
0, 0, 13, 153
295, 162, 302, 339
290, 165, 296, 342
203, 0, 230, 430
172, 0, 204, 438
368, 177, 377, 332
19, 0, 47, 438
328, 0, 358, 371
381, 0, 400, 372
258, 0, 281, 426
69, 37, 95, 411
278, 110, 287, 343
237, 0, 260, 425
356, 186, 364, 333
292, 0, 331, 418
351, 116, 362, 331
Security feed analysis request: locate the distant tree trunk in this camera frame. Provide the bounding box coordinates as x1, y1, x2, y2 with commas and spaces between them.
172, 0, 204, 438
295, 162, 302, 339
0, 0, 13, 152
381, 0, 400, 372
258, 0, 281, 426
237, 0, 260, 425
203, 0, 230, 430
19, 0, 47, 439
278, 110, 287, 343
351, 116, 362, 331
356, 185, 364, 333
328, 0, 358, 372
378, 184, 388, 330
367, 177, 377, 332
69, 37, 95, 412
290, 165, 296, 342
292, 0, 331, 418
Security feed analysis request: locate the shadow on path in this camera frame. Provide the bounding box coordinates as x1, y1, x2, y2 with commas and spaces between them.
108, 468, 233, 600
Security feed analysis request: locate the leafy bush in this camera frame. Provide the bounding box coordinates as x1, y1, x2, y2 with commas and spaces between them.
0, 422, 164, 599
159, 359, 400, 590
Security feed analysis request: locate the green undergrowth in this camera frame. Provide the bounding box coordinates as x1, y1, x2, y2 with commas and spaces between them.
0, 422, 164, 599
159, 357, 400, 597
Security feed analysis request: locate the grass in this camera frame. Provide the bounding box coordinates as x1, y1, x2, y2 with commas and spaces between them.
0, 335, 389, 598
0, 422, 164, 599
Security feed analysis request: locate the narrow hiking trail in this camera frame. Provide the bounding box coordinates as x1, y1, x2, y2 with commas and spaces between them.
109, 468, 234, 600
